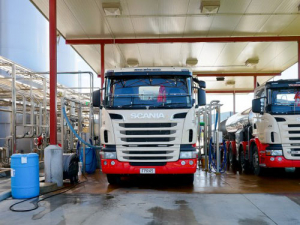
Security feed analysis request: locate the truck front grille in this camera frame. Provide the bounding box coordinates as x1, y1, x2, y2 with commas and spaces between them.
121, 137, 175, 142
279, 122, 300, 160
121, 130, 175, 135
115, 122, 181, 162
119, 123, 176, 128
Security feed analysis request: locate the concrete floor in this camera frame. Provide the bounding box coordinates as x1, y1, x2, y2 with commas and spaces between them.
1, 168, 300, 225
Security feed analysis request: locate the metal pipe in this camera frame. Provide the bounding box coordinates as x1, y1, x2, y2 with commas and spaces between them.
203, 108, 208, 171
23, 96, 26, 126
30, 74, 34, 136
216, 105, 221, 174
233, 92, 236, 114
196, 72, 281, 77
83, 143, 86, 174
11, 64, 16, 155
49, 0, 57, 145
61, 97, 64, 150
0, 108, 12, 112
66, 36, 300, 45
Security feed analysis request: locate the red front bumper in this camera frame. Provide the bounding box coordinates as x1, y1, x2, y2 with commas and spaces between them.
101, 159, 197, 174
261, 156, 300, 168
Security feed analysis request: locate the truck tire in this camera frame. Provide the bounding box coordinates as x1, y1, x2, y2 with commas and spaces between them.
252, 146, 264, 176
181, 174, 194, 184
185, 173, 194, 184
107, 174, 121, 185
238, 147, 245, 170
239, 147, 250, 172
228, 144, 237, 167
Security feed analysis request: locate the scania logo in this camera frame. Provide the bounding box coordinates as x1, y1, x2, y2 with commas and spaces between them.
130, 113, 165, 119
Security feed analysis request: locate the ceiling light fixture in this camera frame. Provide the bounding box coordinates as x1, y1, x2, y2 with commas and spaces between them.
216, 77, 225, 81
102, 2, 122, 16
200, 0, 220, 13
226, 80, 235, 85
186, 58, 198, 67
127, 59, 139, 67
245, 58, 259, 67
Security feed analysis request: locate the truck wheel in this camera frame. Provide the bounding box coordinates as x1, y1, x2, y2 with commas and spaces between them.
252, 146, 264, 176
228, 145, 237, 167
182, 174, 194, 184
238, 148, 245, 170
107, 174, 121, 185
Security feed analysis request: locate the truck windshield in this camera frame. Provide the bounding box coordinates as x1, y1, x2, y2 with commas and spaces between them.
267, 88, 300, 115
105, 76, 192, 109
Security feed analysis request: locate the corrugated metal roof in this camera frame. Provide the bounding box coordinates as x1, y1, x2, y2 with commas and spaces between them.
30, 0, 300, 91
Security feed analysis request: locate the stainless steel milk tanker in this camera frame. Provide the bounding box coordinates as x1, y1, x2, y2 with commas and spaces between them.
225, 108, 254, 133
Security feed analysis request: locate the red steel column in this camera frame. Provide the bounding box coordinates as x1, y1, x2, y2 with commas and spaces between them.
298, 41, 300, 79
101, 44, 105, 88
49, 0, 57, 145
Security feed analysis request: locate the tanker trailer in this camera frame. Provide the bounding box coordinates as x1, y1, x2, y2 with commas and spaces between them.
225, 79, 300, 176
224, 108, 254, 170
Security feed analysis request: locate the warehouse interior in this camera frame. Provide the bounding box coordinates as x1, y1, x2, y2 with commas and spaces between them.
1, 0, 300, 224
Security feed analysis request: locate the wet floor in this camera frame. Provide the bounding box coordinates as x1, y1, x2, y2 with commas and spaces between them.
1, 168, 300, 225
70, 168, 300, 195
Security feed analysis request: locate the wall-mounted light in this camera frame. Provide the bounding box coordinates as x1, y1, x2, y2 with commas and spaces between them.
245, 58, 259, 67
200, 0, 220, 13
186, 58, 198, 66
102, 2, 122, 16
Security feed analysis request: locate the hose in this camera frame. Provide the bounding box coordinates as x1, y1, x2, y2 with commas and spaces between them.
62, 106, 101, 149
208, 138, 227, 173
9, 174, 88, 212
208, 111, 227, 173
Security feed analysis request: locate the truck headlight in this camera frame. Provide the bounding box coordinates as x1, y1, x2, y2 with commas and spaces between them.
180, 151, 197, 159
100, 152, 117, 159
266, 150, 283, 156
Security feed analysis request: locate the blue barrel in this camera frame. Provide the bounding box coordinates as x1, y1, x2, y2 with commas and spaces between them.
11, 153, 39, 199
79, 147, 97, 174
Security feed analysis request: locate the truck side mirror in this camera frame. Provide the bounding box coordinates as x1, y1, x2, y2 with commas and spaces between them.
252, 98, 263, 114
198, 88, 206, 106
92, 89, 101, 107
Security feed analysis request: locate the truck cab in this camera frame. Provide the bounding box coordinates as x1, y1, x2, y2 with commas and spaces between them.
94, 68, 206, 184
251, 79, 300, 174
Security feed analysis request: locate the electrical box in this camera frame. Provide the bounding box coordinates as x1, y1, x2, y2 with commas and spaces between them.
212, 131, 223, 143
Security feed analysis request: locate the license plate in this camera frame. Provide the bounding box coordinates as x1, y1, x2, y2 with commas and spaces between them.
140, 168, 155, 174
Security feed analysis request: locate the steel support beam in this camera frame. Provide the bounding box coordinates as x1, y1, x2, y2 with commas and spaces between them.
206, 90, 254, 94
49, 0, 57, 145
298, 41, 300, 79
196, 72, 281, 77
66, 36, 300, 45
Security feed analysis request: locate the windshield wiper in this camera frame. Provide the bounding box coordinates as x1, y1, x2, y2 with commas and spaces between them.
119, 104, 150, 108
156, 103, 188, 108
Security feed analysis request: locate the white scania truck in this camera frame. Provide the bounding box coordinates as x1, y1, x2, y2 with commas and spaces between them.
224, 79, 300, 175
93, 68, 206, 184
